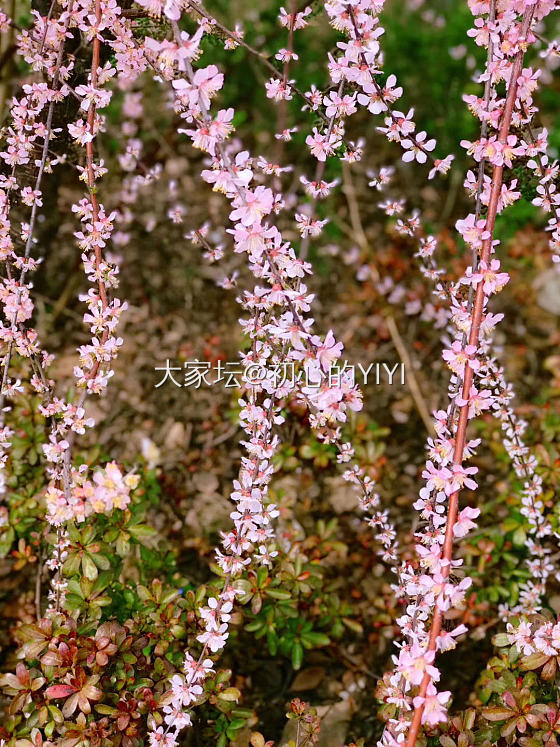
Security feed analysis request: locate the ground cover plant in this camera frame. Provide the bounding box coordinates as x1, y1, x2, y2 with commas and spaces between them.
1, 0, 560, 745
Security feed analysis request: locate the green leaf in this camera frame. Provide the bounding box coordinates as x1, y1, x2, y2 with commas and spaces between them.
116, 533, 131, 557
65, 594, 84, 611
245, 620, 265, 633
342, 618, 364, 634
266, 589, 292, 600
82, 554, 98, 581
292, 641, 303, 670
502, 517, 520, 532
66, 522, 81, 543
0, 527, 15, 558
218, 687, 240, 703
137, 585, 152, 602
301, 632, 330, 648
47, 705, 64, 724
95, 704, 118, 716
519, 652, 550, 670
91, 553, 111, 570
257, 565, 268, 587
512, 527, 527, 547
67, 579, 84, 599
493, 633, 510, 648
226, 718, 246, 737
128, 524, 157, 543
62, 553, 81, 577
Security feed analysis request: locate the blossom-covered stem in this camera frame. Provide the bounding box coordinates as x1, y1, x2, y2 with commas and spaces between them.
184, 0, 339, 132
20, 12, 70, 275
274, 0, 297, 169
405, 7, 536, 744
47, 0, 131, 615
161, 392, 276, 735
347, 7, 434, 164
473, 0, 496, 222
483, 365, 550, 612
72, 11, 109, 344
446, 0, 496, 431
299, 79, 344, 261
85, 0, 106, 311
0, 3, 72, 417
60, 0, 106, 506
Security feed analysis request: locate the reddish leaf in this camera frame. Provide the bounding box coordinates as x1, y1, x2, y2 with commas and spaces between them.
16, 663, 30, 687
45, 684, 75, 699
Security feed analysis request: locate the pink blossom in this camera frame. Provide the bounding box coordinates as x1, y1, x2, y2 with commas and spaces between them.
401, 131, 436, 164
442, 341, 480, 377
466, 259, 510, 295
413, 683, 451, 726
453, 506, 480, 538
229, 186, 274, 226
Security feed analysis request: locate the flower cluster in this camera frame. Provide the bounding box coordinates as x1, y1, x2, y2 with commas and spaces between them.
320, 0, 452, 175
45, 461, 139, 526
505, 616, 560, 660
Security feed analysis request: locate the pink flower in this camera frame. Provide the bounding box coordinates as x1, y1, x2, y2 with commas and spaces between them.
466, 259, 509, 295
455, 385, 493, 418
450, 464, 478, 492
436, 624, 468, 652
442, 341, 479, 377
323, 91, 356, 118
192, 65, 224, 108
507, 621, 536, 656
398, 644, 440, 686
422, 461, 453, 494
413, 683, 451, 726
197, 623, 229, 652
453, 506, 480, 538
148, 726, 177, 747
305, 128, 340, 161
295, 213, 329, 238
429, 154, 455, 180
68, 119, 94, 145
455, 213, 490, 249
312, 329, 344, 371
163, 0, 181, 20
265, 78, 293, 101
170, 674, 203, 707
401, 131, 436, 164
278, 5, 311, 29
229, 186, 274, 226
378, 108, 416, 142
230, 223, 277, 258
357, 75, 402, 115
